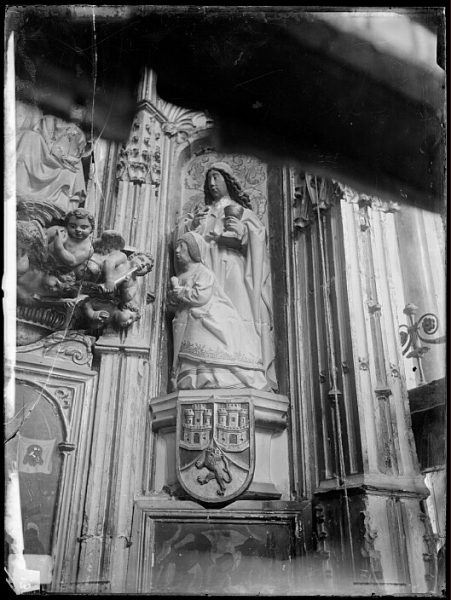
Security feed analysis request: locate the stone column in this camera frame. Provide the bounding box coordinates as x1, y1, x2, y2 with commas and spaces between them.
76, 68, 214, 592
326, 188, 433, 594
75, 339, 150, 593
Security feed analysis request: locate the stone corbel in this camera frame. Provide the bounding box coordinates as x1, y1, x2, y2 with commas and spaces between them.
150, 389, 289, 503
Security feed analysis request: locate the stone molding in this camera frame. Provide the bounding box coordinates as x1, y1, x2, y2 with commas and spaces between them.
16, 330, 95, 367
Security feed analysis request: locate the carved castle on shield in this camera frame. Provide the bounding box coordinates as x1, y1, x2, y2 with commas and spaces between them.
176, 398, 255, 503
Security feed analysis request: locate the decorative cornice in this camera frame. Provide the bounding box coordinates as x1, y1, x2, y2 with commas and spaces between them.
335, 181, 402, 214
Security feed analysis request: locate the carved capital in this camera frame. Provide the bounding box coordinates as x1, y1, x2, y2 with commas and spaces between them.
58, 441, 76, 454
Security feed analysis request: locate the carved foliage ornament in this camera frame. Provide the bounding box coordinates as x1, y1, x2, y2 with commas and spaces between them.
176, 397, 255, 504
17, 330, 95, 367
334, 182, 401, 214
116, 109, 162, 185
293, 174, 341, 231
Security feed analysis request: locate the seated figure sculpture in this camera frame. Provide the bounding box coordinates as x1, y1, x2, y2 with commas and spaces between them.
16, 114, 89, 211
168, 231, 268, 390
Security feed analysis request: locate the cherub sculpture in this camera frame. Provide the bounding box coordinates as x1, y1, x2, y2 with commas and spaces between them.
77, 230, 154, 332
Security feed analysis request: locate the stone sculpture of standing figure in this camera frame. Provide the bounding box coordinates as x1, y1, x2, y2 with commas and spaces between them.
178, 162, 277, 391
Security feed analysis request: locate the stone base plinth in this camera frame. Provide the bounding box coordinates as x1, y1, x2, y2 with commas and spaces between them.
150, 389, 290, 502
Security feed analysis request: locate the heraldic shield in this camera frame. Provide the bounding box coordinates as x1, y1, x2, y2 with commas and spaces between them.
176, 397, 255, 504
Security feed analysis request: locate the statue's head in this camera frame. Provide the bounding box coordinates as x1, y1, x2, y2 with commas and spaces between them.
130, 252, 154, 276
65, 208, 95, 240
175, 232, 204, 268
114, 306, 141, 329
203, 162, 252, 209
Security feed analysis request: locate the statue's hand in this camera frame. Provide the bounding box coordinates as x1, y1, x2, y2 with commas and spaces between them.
102, 280, 116, 293
168, 285, 184, 306
191, 207, 209, 229
54, 227, 68, 246
224, 217, 245, 238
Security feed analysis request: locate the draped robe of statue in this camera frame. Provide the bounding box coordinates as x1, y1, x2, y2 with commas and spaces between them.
16, 115, 88, 211
179, 194, 277, 391
171, 236, 268, 390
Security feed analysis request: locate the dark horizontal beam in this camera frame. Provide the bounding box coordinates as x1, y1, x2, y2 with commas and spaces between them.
7, 6, 446, 212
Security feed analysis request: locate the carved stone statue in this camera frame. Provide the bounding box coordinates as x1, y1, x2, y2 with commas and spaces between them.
168, 231, 268, 390
16, 203, 154, 337
177, 162, 277, 390
46, 208, 95, 278
77, 231, 154, 332
16, 115, 89, 211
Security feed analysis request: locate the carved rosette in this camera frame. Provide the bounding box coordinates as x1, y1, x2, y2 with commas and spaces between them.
116, 108, 162, 185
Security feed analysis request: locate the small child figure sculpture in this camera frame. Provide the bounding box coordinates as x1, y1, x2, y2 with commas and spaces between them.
46, 208, 95, 275
168, 231, 267, 391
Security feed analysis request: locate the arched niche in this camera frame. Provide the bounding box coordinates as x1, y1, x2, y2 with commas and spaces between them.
14, 381, 66, 583
164, 126, 289, 394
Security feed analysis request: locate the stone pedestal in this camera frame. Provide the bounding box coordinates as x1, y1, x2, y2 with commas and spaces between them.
150, 389, 290, 502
